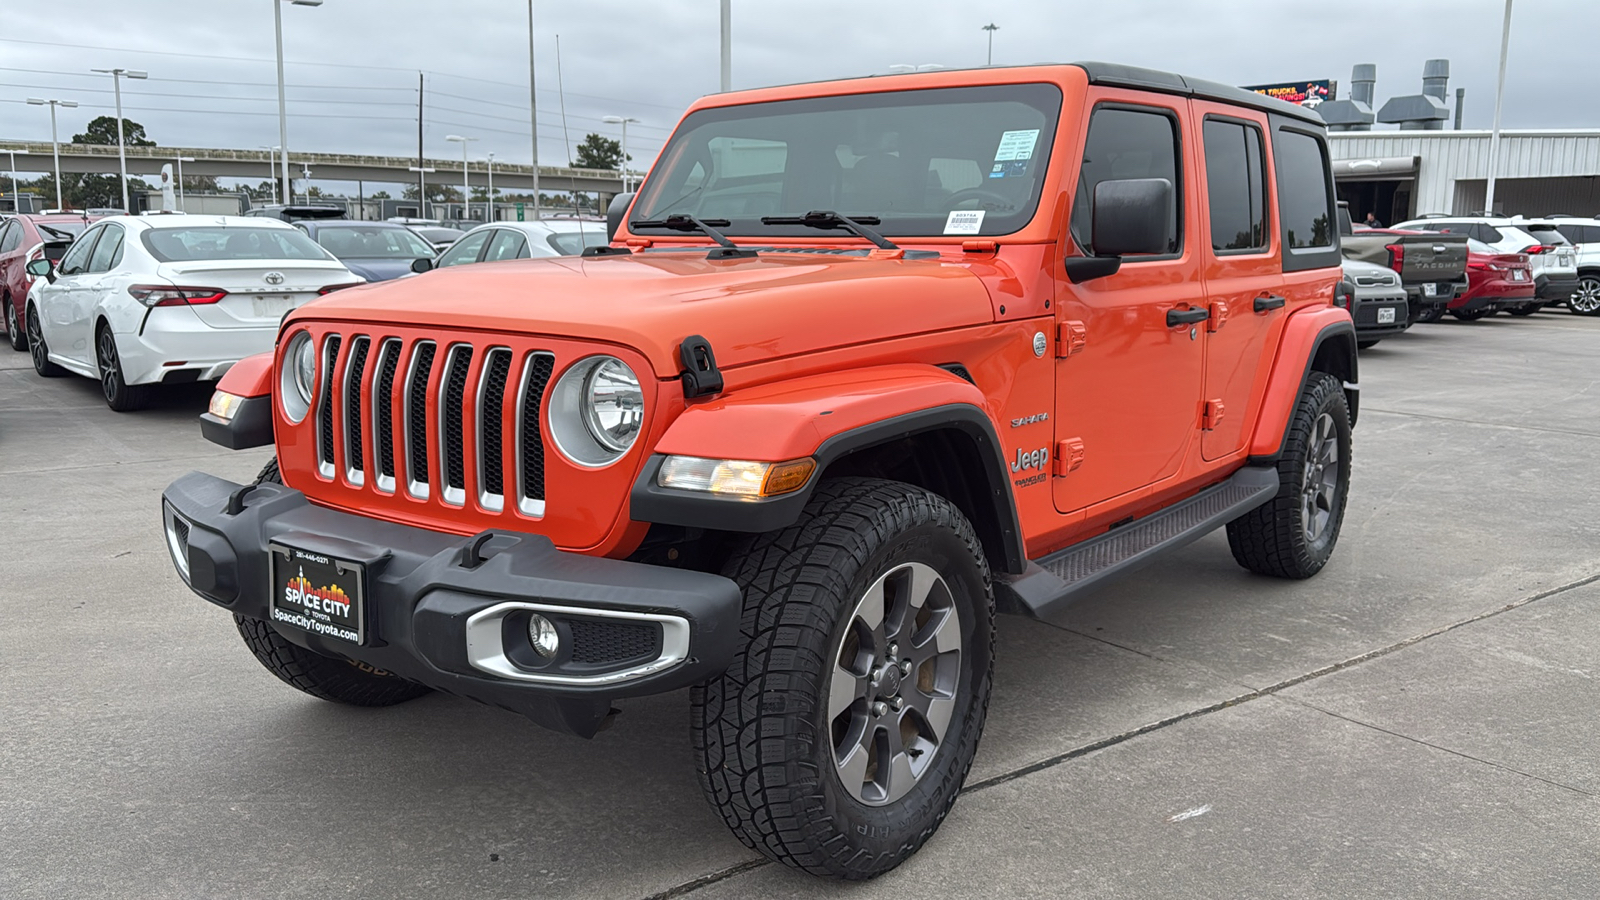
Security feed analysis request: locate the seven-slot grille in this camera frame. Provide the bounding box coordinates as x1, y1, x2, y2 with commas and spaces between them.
313, 334, 555, 515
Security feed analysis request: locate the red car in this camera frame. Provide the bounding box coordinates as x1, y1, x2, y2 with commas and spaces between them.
1447, 238, 1536, 321
0, 212, 100, 350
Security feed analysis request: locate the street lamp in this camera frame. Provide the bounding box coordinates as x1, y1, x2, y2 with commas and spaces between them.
526, 0, 540, 219
445, 134, 478, 221
26, 98, 78, 210
601, 116, 639, 191
260, 146, 280, 204
174, 155, 195, 211
982, 23, 999, 67
4, 148, 26, 215
1485, 0, 1514, 214
274, 0, 322, 209
89, 67, 148, 211
485, 152, 496, 221
407, 165, 436, 219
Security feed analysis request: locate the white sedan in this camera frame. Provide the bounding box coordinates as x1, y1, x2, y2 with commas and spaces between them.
25, 215, 361, 411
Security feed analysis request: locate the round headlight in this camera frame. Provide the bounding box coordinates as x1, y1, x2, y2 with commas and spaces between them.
583, 358, 644, 452
280, 331, 316, 423
548, 356, 645, 467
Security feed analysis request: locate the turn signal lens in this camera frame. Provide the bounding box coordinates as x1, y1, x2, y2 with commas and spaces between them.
208, 390, 243, 422
658, 456, 816, 499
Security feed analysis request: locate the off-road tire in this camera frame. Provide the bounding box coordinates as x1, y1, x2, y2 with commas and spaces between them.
255, 457, 282, 485
1356, 339, 1381, 350
1227, 371, 1352, 579
1414, 305, 1445, 324
1451, 308, 1494, 321
4, 297, 25, 351
234, 615, 431, 707
692, 477, 995, 880
97, 323, 152, 412
26, 303, 63, 377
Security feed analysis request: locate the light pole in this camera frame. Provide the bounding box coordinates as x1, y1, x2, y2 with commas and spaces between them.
486, 152, 496, 221
1485, 0, 1514, 214
601, 116, 639, 191
26, 98, 77, 210
174, 155, 195, 211
445, 134, 478, 221
274, 0, 322, 210
720, 0, 732, 91
4, 148, 26, 215
407, 165, 436, 219
90, 67, 148, 211
260, 146, 280, 203
526, 0, 540, 219
982, 23, 999, 67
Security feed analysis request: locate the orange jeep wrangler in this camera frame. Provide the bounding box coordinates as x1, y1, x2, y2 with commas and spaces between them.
163, 63, 1356, 879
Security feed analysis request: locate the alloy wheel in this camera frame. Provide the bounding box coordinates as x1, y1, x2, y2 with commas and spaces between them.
829, 561, 962, 806
5, 300, 18, 347
1301, 412, 1339, 543
1570, 277, 1600, 315
26, 306, 48, 370
98, 328, 121, 401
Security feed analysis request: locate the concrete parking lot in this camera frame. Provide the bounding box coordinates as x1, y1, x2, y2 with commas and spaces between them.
3, 313, 1598, 899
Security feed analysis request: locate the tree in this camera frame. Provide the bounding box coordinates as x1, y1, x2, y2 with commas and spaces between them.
370, 190, 391, 200
73, 116, 156, 147
573, 133, 626, 170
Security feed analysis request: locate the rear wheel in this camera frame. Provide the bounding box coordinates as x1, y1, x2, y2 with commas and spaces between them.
1227, 371, 1351, 579
4, 297, 25, 351
96, 324, 153, 411
692, 478, 994, 879
25, 303, 63, 377
1570, 275, 1600, 316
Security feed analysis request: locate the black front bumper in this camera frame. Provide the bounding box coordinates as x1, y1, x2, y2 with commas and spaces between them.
161, 471, 743, 737
1352, 296, 1411, 339
1537, 273, 1580, 301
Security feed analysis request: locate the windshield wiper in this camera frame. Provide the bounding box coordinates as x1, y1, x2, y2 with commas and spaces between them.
629, 214, 740, 249
760, 211, 898, 250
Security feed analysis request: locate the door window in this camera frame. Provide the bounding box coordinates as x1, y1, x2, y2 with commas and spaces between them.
87, 225, 124, 273
1070, 106, 1181, 256
436, 229, 491, 267
1202, 119, 1267, 252
483, 228, 528, 262
57, 227, 101, 276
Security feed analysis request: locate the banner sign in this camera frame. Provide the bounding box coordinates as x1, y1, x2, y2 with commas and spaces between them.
1242, 80, 1332, 107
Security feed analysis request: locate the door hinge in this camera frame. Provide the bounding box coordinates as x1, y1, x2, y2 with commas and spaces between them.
1056, 320, 1087, 358
1054, 438, 1085, 476
1208, 300, 1229, 333
1202, 400, 1225, 431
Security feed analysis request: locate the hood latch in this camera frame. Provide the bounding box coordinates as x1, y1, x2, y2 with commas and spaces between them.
679, 335, 724, 399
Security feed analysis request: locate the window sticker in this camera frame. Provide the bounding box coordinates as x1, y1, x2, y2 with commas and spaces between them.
943, 210, 986, 235
993, 129, 1040, 162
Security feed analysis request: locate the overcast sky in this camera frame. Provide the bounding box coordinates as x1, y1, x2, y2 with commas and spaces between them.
4, 0, 1595, 189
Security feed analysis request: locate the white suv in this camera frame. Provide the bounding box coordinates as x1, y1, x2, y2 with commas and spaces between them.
1394, 215, 1581, 314
1547, 216, 1600, 316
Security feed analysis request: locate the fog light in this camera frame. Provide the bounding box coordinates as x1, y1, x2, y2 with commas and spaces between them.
528, 614, 559, 659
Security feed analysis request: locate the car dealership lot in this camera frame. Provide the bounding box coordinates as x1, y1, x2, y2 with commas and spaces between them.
2, 314, 1598, 899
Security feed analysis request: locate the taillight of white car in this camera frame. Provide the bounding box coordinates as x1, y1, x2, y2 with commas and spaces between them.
127, 285, 229, 307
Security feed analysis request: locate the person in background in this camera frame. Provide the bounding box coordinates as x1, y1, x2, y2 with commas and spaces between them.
1364, 211, 1384, 228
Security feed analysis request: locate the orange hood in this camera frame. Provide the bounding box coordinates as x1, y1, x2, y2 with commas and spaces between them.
287, 251, 996, 378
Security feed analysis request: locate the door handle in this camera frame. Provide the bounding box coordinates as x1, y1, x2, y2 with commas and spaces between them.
1253, 295, 1286, 313
1166, 306, 1210, 327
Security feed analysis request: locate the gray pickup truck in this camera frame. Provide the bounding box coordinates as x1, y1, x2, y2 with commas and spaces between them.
1338, 203, 1468, 323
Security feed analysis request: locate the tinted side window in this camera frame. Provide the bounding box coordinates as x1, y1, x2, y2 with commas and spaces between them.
1202, 119, 1267, 252
58, 227, 101, 275
1475, 224, 1505, 244
0, 221, 18, 253
1071, 106, 1181, 256
1273, 129, 1334, 250
88, 225, 124, 273
436, 230, 491, 268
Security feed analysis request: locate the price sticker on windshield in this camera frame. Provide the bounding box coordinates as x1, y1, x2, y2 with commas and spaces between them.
944, 210, 986, 235
990, 129, 1040, 179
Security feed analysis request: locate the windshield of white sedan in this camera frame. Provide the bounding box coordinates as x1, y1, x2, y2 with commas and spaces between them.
632, 83, 1062, 238
141, 226, 332, 262
314, 225, 436, 259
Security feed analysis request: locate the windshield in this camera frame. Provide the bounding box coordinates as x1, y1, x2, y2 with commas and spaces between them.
314, 225, 436, 259
141, 226, 333, 262
632, 83, 1062, 239
547, 229, 609, 256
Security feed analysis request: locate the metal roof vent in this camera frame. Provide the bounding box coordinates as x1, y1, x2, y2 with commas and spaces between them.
1377, 59, 1450, 131
1320, 63, 1377, 131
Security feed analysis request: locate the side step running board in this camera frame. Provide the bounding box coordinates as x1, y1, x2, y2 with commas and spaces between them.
996, 466, 1279, 625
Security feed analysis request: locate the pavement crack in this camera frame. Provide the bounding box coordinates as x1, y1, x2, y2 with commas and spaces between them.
1359, 407, 1600, 439
637, 858, 770, 900
1274, 695, 1598, 798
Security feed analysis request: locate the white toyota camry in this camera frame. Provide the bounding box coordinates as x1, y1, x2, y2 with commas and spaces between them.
25, 215, 361, 410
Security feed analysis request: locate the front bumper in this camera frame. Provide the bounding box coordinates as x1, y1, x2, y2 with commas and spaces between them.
1352, 294, 1411, 338
161, 471, 743, 737
1536, 273, 1580, 301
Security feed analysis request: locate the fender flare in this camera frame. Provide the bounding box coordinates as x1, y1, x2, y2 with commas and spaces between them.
629, 365, 1025, 574
200, 352, 276, 450
1248, 310, 1359, 461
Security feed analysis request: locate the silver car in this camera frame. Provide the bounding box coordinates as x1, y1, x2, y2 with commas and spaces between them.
433, 219, 609, 269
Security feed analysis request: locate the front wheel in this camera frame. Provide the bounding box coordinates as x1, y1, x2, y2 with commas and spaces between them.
1570, 275, 1600, 316
693, 478, 994, 880
1227, 371, 1352, 579
4, 297, 25, 351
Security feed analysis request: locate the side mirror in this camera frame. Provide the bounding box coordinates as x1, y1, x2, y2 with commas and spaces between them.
1091, 178, 1172, 256
606, 192, 635, 243
410, 257, 434, 274
26, 258, 55, 283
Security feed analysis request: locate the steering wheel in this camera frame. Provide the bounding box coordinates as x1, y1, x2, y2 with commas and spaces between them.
943, 187, 1016, 211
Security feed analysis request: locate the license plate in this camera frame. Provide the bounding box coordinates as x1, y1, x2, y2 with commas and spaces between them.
251, 295, 297, 318
269, 542, 366, 644
1421, 283, 1438, 297
1377, 307, 1397, 324
1511, 269, 1528, 281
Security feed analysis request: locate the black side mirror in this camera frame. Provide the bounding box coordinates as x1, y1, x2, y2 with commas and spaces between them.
26, 257, 55, 283
410, 257, 434, 274
1091, 178, 1172, 256
606, 192, 635, 243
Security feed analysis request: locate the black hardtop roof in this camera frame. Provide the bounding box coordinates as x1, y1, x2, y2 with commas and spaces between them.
1073, 62, 1326, 126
